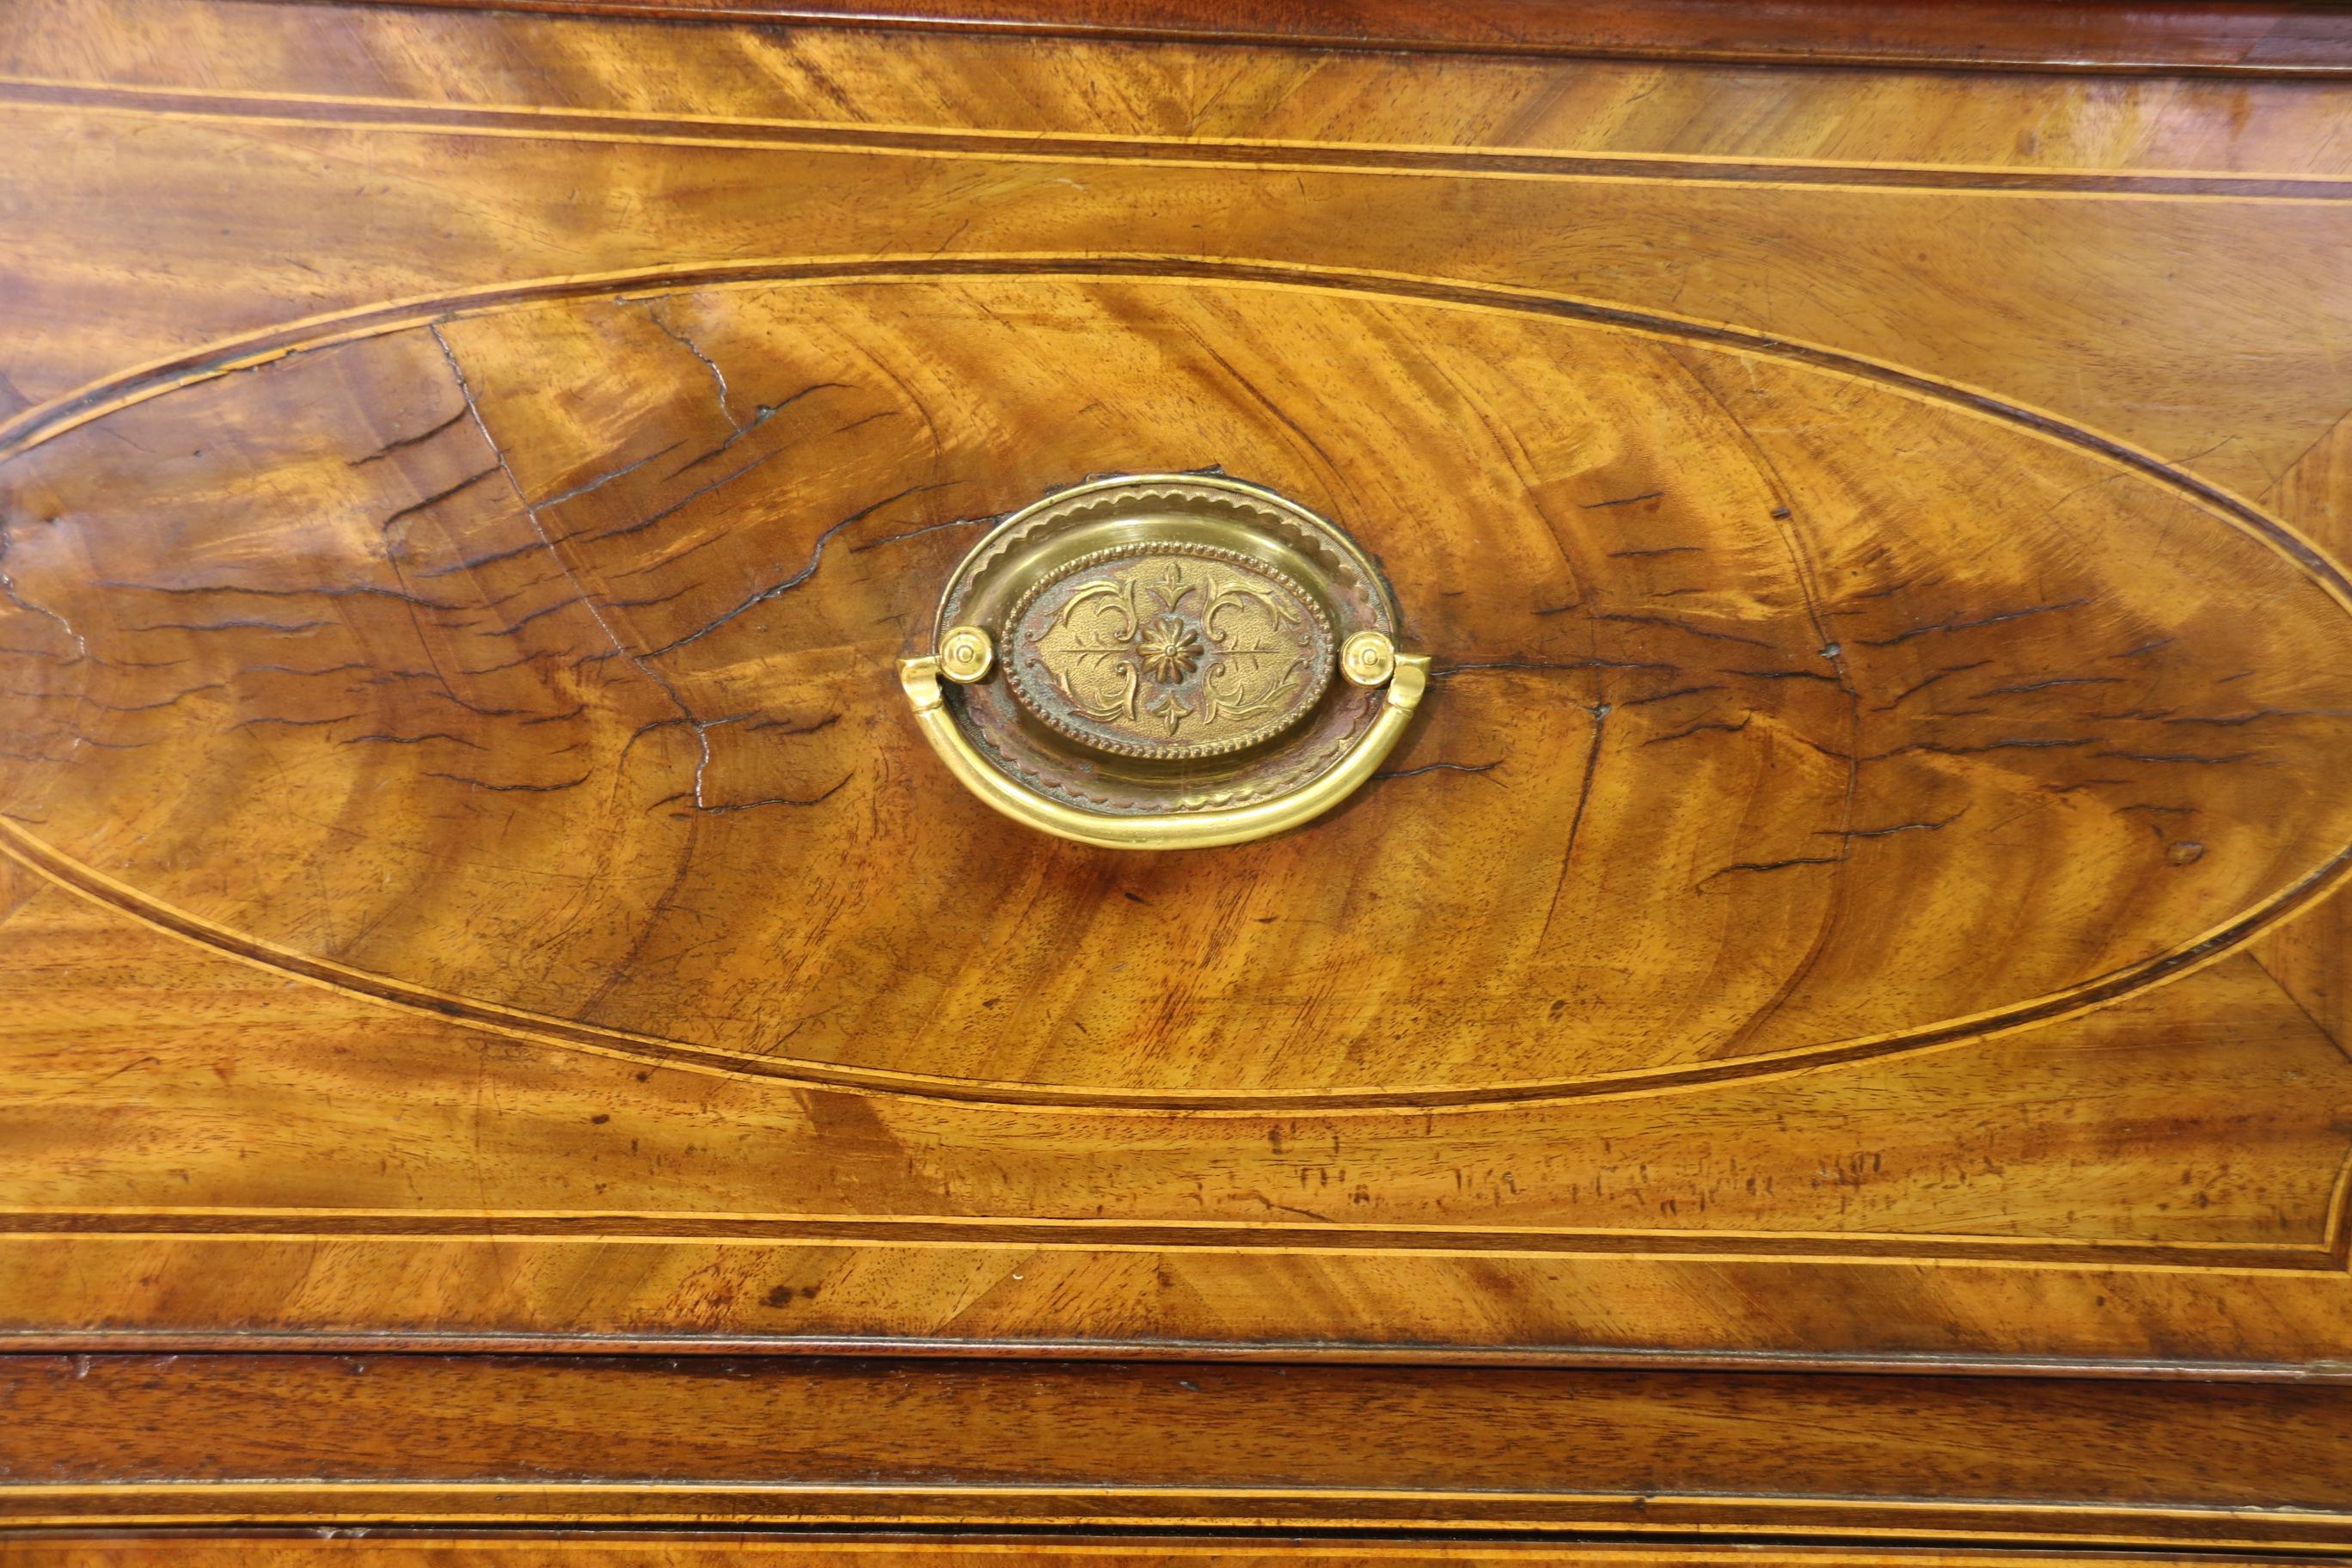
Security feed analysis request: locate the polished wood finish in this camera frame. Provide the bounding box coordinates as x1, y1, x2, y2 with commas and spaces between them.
15, 274, 2350, 1104
9, 867, 2352, 1363
307, 0, 2352, 76
3, 0, 2350, 1549
5, 0, 2351, 1372
3, 1548, 2337, 1568
6, 1354, 2352, 1545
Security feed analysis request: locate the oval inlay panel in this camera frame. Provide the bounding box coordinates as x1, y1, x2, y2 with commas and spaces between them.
2, 268, 2349, 1105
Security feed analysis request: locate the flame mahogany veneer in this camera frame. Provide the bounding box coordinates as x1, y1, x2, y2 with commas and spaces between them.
1, 0, 2348, 1557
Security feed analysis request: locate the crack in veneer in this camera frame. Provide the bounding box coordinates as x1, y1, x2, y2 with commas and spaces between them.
2, 259, 2351, 1116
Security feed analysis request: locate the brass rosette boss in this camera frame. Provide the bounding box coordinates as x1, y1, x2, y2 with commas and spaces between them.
897, 475, 1430, 850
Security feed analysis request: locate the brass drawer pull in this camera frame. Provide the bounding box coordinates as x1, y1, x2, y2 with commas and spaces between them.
898, 475, 1429, 850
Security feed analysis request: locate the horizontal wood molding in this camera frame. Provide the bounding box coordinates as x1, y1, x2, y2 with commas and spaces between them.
295, 0, 2352, 76
1, 1543, 2347, 1568
3, 1543, 2350, 1568
5, 1356, 2352, 1545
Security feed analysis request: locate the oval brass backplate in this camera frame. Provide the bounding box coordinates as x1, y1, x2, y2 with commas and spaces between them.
897, 474, 1430, 849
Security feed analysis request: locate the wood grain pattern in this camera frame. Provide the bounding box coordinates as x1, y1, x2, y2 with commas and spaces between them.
2, 1547, 2340, 1568
1, 0, 2349, 1380
283, 0, 2352, 76
8, 272, 2348, 1102
6, 1355, 2352, 1545
7, 858, 2351, 1362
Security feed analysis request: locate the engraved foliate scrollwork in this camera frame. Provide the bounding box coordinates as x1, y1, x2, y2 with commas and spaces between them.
1006, 546, 1336, 759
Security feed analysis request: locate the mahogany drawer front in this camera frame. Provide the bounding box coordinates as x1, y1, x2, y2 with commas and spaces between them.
1, 0, 2349, 1381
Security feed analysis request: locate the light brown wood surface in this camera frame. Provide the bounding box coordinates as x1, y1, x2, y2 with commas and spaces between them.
6, 1354, 2352, 1546
2, 1546, 2339, 1568
2, 0, 2350, 1378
